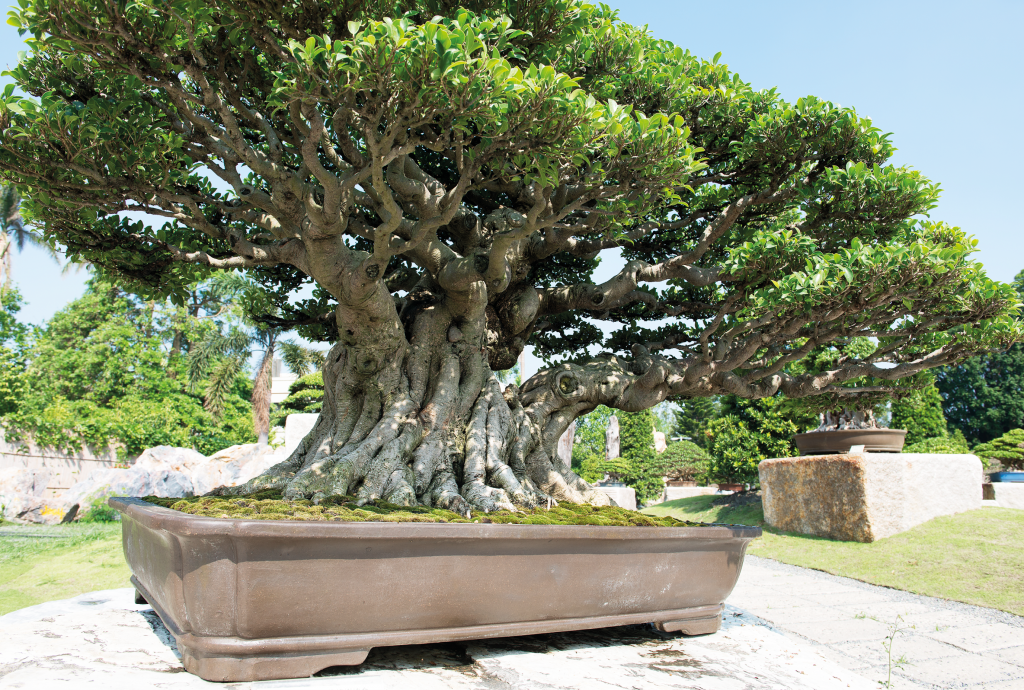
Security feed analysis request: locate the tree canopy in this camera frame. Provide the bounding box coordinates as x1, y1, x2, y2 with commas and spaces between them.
0, 0, 1020, 511
0, 0, 1017, 412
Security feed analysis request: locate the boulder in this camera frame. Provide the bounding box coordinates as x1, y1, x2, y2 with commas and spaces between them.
283, 414, 318, 457
0, 468, 54, 523
133, 445, 208, 475
192, 444, 282, 495
61, 466, 193, 515
759, 453, 983, 542
128, 443, 281, 496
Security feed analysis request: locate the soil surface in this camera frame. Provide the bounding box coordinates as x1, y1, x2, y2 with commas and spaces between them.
143, 492, 718, 527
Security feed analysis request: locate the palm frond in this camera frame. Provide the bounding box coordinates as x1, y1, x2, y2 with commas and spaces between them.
203, 356, 244, 418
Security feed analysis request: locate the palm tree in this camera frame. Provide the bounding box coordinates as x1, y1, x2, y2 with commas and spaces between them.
0, 184, 80, 288
187, 276, 326, 445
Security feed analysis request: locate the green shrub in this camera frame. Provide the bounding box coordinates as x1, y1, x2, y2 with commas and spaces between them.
973, 429, 1024, 471
657, 440, 710, 483
903, 430, 970, 455
282, 371, 324, 413
78, 498, 121, 523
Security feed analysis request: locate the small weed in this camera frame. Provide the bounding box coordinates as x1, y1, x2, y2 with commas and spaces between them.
855, 612, 867, 619
878, 614, 914, 689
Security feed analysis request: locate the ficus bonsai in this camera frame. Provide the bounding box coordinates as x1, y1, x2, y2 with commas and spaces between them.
0, 0, 1018, 512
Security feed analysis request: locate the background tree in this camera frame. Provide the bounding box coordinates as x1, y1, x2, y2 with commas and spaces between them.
600, 409, 661, 504
0, 184, 62, 289
935, 270, 1024, 445
570, 404, 613, 484
704, 396, 798, 487
1, 0, 1018, 511
3, 279, 254, 456
657, 440, 710, 484
673, 397, 718, 448
890, 372, 949, 445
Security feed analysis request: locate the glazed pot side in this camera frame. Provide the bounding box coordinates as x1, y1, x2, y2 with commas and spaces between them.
110, 498, 760, 682
793, 428, 908, 455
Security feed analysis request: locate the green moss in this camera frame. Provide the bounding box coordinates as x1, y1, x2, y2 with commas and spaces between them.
144, 491, 737, 527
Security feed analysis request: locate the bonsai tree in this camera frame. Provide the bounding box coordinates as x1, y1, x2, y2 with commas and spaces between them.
972, 429, 1024, 472
657, 440, 710, 484
1, 0, 1018, 513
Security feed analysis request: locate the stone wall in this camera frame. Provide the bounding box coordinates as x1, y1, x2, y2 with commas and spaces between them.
0, 430, 120, 499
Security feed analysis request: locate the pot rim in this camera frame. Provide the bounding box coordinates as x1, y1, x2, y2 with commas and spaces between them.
110, 497, 762, 540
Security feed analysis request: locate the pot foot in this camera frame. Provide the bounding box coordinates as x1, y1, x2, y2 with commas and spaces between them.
180, 646, 371, 682
134, 589, 148, 605
655, 614, 721, 636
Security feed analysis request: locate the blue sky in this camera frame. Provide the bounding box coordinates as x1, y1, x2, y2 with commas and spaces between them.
1, 0, 1021, 349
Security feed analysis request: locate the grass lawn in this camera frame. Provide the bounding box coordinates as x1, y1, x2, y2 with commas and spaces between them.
0, 520, 131, 616
644, 495, 1024, 616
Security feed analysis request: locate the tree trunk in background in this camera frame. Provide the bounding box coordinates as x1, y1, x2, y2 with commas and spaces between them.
252, 337, 276, 446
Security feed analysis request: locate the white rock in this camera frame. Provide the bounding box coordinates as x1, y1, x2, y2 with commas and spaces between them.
61, 466, 193, 513
596, 484, 636, 510
133, 445, 207, 475
0, 467, 50, 497
192, 443, 283, 495
283, 413, 319, 456
0, 468, 56, 523
605, 414, 620, 460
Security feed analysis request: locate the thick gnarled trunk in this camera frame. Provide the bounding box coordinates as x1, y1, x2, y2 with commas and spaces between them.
224, 301, 610, 513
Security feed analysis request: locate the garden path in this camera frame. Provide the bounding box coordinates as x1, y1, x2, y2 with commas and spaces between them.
732, 555, 1024, 689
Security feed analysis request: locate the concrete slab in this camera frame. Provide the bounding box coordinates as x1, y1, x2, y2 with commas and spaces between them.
923, 622, 1024, 653
731, 557, 1024, 689
0, 589, 875, 690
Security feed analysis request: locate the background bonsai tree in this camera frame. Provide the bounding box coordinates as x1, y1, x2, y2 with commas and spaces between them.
972, 430, 1024, 472
0, 0, 1019, 512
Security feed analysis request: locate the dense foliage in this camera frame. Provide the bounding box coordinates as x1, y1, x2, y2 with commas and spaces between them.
890, 374, 949, 445
570, 404, 612, 483
972, 429, 1024, 472
934, 270, 1024, 445
658, 440, 710, 482
1, 279, 255, 457
0, 0, 1016, 408
282, 371, 325, 414
703, 396, 798, 486
902, 431, 970, 455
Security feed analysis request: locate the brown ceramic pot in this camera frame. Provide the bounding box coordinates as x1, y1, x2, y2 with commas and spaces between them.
793, 428, 907, 455
716, 483, 744, 492
666, 480, 697, 487
111, 497, 760, 682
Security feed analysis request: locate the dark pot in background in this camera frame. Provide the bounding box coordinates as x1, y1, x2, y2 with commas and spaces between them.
793, 428, 907, 455
716, 483, 744, 492
111, 497, 760, 683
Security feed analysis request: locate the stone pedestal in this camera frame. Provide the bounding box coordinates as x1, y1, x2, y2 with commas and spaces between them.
596, 485, 636, 510
990, 482, 1024, 509
759, 453, 982, 542
661, 486, 718, 502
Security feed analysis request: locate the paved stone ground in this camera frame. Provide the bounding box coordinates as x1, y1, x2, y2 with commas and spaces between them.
733, 556, 1024, 689
0, 588, 872, 689
1, 557, 1020, 689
